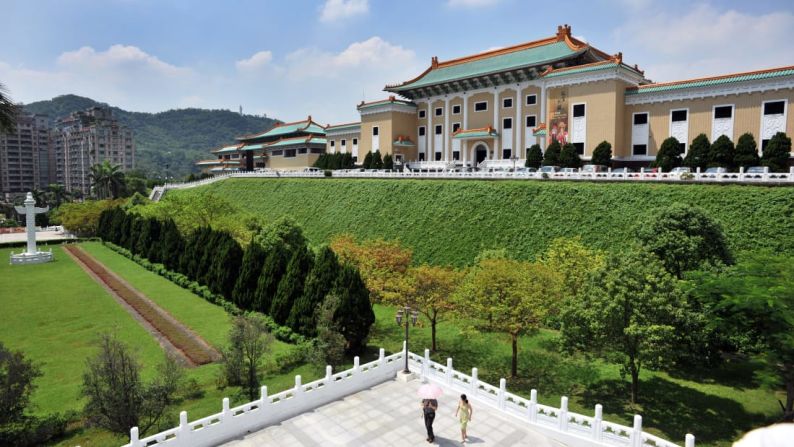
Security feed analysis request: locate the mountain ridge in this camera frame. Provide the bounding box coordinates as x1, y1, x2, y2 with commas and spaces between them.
24, 94, 279, 178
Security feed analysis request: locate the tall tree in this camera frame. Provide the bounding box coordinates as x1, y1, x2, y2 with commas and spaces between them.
561, 249, 687, 403
540, 237, 606, 302
330, 264, 375, 354
634, 203, 732, 278
590, 141, 612, 167
362, 151, 373, 169
207, 232, 243, 299
330, 235, 413, 303
270, 246, 313, 325
559, 143, 582, 168
0, 343, 41, 425
525, 144, 543, 168
45, 184, 71, 208
653, 137, 683, 172
383, 153, 394, 170
89, 161, 126, 199
220, 316, 274, 401
733, 133, 761, 169
761, 132, 792, 173
709, 135, 735, 169
542, 140, 561, 166
456, 253, 562, 377
0, 82, 16, 134
287, 246, 341, 335
253, 243, 289, 315
683, 133, 710, 170
403, 264, 463, 352
371, 150, 384, 169
232, 241, 268, 310
159, 219, 184, 271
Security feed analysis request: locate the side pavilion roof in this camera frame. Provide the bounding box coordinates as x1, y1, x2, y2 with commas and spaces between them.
238, 116, 326, 143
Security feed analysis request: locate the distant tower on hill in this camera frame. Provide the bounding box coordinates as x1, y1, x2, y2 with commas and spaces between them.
239, 105, 243, 116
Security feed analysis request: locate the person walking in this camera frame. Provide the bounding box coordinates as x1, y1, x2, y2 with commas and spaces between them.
455, 394, 473, 443
421, 398, 438, 443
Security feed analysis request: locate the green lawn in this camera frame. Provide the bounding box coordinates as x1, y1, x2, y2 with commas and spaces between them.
368, 304, 782, 447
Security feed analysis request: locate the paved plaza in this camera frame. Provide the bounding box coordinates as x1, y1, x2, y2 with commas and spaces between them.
222, 378, 564, 447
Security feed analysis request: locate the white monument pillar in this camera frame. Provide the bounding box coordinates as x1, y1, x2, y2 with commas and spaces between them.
10, 192, 53, 265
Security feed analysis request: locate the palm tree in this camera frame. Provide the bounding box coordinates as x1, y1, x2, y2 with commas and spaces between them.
46, 184, 71, 208
89, 161, 126, 199
0, 82, 17, 134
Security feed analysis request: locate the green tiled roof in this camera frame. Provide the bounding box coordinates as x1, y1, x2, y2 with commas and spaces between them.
390, 41, 580, 91
244, 120, 326, 140
307, 137, 327, 145
544, 61, 620, 78
213, 144, 240, 154
358, 99, 416, 110
626, 66, 794, 95
240, 143, 265, 151
393, 139, 415, 147
326, 122, 361, 133
533, 129, 547, 137
267, 137, 328, 148
453, 129, 499, 140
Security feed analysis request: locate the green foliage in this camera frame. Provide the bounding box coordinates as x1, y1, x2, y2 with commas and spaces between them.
734, 133, 761, 169
525, 144, 543, 168
165, 178, 794, 266
383, 153, 394, 170
709, 135, 735, 168
590, 141, 612, 167
331, 264, 375, 354
314, 152, 355, 170
24, 94, 278, 178
371, 150, 383, 169
654, 137, 683, 172
561, 248, 688, 403
287, 246, 342, 335
220, 316, 274, 401
232, 241, 268, 310
559, 143, 582, 168
254, 245, 288, 315
206, 232, 243, 300
55, 199, 124, 237
761, 132, 792, 172
362, 152, 373, 169
270, 247, 313, 325
308, 294, 347, 370
634, 203, 733, 278
0, 343, 41, 425
542, 140, 561, 166
684, 134, 710, 170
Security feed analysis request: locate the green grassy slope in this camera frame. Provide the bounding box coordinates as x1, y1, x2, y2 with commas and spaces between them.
168, 178, 794, 265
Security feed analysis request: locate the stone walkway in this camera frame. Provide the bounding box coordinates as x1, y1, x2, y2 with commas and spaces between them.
222, 378, 564, 447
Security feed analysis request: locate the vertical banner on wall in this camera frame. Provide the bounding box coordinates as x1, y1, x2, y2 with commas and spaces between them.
548, 89, 569, 145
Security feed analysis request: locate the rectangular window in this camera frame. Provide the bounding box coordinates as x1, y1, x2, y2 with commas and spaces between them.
435, 125, 442, 135
503, 98, 513, 108
475, 101, 488, 112
503, 118, 512, 129
633, 113, 648, 125
434, 152, 442, 161
714, 106, 733, 119
341, 139, 346, 147
526, 94, 537, 105
453, 151, 460, 160
435, 107, 443, 116
298, 148, 307, 154
353, 138, 358, 145
419, 126, 426, 136
679, 143, 686, 153
502, 149, 512, 159
762, 139, 770, 151
284, 149, 296, 158
452, 105, 461, 114
632, 144, 647, 155
372, 126, 379, 136
573, 142, 584, 155
573, 104, 586, 118
671, 110, 688, 122
452, 123, 461, 133
419, 110, 426, 118
419, 152, 426, 161
310, 148, 324, 154
271, 150, 284, 156
525, 115, 537, 128
764, 101, 785, 115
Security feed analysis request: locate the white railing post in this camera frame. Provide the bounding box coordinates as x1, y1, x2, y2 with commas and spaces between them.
498, 378, 507, 410
325, 365, 333, 385
222, 397, 231, 421
129, 427, 141, 447
354, 356, 360, 373
260, 385, 268, 407
559, 396, 569, 431
446, 358, 453, 385
423, 349, 431, 381
471, 367, 479, 396
379, 348, 385, 368
593, 404, 603, 441
685, 433, 696, 447
179, 411, 188, 438
529, 389, 538, 423
631, 414, 643, 447
294, 375, 303, 395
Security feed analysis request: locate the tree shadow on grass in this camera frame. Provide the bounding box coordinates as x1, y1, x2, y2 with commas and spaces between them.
581, 376, 772, 445
663, 357, 765, 391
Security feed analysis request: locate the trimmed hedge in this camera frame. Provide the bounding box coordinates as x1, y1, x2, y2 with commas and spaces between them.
104, 242, 307, 345
167, 178, 794, 266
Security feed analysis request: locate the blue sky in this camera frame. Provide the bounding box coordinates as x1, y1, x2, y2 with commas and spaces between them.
1, 0, 793, 124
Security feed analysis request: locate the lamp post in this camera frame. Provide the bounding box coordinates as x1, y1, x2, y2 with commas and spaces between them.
511, 154, 519, 173
395, 306, 419, 374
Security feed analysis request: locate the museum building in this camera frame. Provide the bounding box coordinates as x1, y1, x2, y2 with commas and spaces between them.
199, 24, 794, 171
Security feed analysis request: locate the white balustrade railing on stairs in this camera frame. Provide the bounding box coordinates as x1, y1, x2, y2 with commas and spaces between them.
122, 347, 694, 447
149, 166, 794, 201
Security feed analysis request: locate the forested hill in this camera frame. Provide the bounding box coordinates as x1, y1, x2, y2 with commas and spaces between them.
24, 95, 279, 178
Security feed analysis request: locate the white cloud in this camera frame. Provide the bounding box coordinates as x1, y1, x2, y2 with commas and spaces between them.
235, 50, 273, 72
446, 0, 500, 8
57, 44, 189, 77
615, 3, 794, 82
319, 0, 368, 23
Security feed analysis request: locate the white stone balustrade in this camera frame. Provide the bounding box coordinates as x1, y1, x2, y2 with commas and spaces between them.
122, 349, 693, 447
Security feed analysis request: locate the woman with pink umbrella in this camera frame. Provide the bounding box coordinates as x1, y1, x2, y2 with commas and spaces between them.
418, 382, 443, 443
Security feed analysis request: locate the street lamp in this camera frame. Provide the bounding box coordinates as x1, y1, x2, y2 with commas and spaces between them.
395, 306, 419, 374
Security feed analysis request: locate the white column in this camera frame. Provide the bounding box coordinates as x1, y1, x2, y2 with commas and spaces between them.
540, 83, 547, 150
493, 88, 499, 159
444, 96, 450, 162
463, 93, 469, 165
515, 85, 522, 160
426, 98, 433, 157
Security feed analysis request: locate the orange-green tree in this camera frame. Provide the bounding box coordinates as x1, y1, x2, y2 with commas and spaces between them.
456, 253, 562, 377
400, 264, 463, 352
330, 234, 413, 302
540, 237, 605, 301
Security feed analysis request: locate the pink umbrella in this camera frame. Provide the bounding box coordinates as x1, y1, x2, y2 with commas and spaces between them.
417, 383, 444, 399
